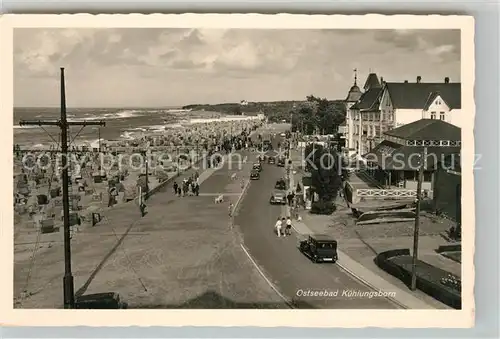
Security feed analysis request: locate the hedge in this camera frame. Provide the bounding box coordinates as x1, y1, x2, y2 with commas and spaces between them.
375, 249, 461, 309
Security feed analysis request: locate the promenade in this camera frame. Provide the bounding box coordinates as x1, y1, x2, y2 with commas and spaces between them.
14, 150, 284, 308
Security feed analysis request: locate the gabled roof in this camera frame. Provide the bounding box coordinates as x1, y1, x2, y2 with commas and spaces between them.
355, 88, 383, 111
385, 82, 461, 109
364, 73, 381, 91
384, 119, 461, 141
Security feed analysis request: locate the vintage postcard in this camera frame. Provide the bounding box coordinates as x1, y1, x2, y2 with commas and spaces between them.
0, 14, 474, 327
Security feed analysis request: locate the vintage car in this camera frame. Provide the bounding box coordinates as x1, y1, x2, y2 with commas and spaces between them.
277, 157, 286, 167
268, 156, 276, 164
275, 179, 287, 190
252, 163, 262, 172
250, 169, 260, 180
299, 235, 338, 263
269, 191, 287, 205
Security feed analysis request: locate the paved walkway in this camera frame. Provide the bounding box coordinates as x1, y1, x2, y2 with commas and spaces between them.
286, 161, 436, 309
14, 152, 284, 308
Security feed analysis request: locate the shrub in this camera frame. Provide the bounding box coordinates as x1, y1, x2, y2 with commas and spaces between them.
310, 200, 336, 215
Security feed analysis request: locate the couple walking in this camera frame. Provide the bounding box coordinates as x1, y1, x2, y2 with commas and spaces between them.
275, 216, 292, 237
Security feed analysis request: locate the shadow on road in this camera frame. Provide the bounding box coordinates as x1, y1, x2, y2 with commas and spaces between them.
131, 290, 315, 309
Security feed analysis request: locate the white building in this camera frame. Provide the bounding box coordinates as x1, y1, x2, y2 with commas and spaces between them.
345, 73, 462, 157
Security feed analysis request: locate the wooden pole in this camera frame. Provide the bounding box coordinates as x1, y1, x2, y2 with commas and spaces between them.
411, 147, 427, 291
19, 68, 106, 308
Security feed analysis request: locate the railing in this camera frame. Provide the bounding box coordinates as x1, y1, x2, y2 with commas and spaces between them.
357, 188, 417, 198
346, 183, 433, 205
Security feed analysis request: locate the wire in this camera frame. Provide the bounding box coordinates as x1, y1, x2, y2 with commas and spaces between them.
69, 125, 86, 148
39, 126, 60, 145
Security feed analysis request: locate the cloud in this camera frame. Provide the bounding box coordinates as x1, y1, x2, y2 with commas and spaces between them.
13, 28, 461, 107
373, 29, 460, 62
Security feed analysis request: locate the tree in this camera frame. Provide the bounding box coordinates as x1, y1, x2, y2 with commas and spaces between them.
303, 142, 346, 214
233, 105, 243, 115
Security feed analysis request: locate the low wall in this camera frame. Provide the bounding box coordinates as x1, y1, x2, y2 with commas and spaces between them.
436, 244, 462, 253
375, 249, 461, 309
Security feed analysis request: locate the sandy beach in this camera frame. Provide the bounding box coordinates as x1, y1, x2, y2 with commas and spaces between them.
13, 116, 265, 269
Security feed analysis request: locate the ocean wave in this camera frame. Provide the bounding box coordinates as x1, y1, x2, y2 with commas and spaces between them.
120, 131, 137, 140
80, 109, 143, 121
13, 125, 39, 129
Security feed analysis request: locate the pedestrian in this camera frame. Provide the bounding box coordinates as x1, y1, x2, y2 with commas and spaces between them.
173, 181, 178, 195
285, 216, 292, 236
275, 217, 283, 237
287, 192, 294, 206
108, 186, 117, 207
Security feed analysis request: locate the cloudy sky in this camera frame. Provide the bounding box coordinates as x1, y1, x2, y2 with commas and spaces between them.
14, 28, 460, 108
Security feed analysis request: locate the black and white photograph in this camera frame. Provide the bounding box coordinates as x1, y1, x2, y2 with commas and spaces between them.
1, 14, 475, 327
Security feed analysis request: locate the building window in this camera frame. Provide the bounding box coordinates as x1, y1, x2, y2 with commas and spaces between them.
431, 111, 436, 119
440, 112, 445, 121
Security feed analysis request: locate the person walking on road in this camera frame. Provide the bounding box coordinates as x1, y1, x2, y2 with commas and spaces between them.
275, 217, 283, 237
285, 216, 292, 236
173, 181, 178, 195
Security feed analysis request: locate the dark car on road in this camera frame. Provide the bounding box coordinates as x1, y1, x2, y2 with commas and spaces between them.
268, 156, 276, 164
250, 169, 260, 180
252, 163, 262, 172
277, 157, 286, 167
269, 191, 287, 205
299, 235, 338, 263
275, 178, 287, 190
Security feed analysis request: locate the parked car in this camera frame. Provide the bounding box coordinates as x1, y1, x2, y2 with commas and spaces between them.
277, 158, 286, 167
299, 235, 338, 263
250, 169, 260, 180
275, 179, 287, 190
269, 191, 287, 205
268, 156, 276, 164
253, 163, 262, 172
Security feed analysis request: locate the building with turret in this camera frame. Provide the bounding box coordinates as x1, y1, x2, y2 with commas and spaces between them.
344, 71, 461, 158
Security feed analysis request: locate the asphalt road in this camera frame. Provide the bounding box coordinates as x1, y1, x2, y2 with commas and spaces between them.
235, 125, 398, 309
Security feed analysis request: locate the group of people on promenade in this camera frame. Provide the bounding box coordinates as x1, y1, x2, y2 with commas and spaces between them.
172, 173, 200, 197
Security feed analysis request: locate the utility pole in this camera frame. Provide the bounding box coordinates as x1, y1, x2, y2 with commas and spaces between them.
411, 147, 427, 291
19, 68, 105, 308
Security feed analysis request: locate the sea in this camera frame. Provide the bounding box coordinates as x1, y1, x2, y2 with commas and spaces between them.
13, 107, 223, 148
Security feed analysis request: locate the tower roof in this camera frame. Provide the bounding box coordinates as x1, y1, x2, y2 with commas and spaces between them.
345, 68, 362, 102
364, 73, 381, 91
345, 85, 362, 102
